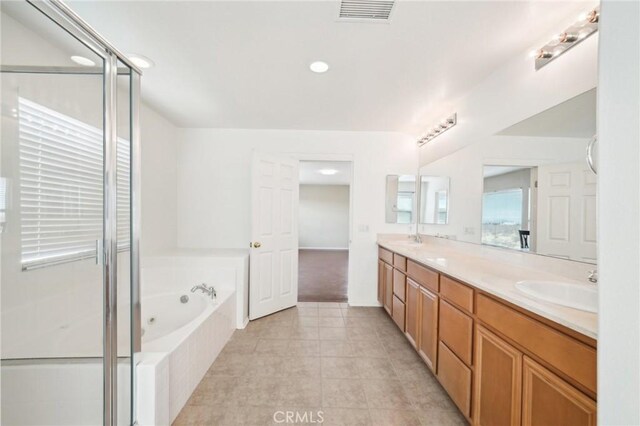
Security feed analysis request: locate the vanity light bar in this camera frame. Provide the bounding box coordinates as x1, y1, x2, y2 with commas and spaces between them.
417, 113, 457, 146
533, 6, 599, 71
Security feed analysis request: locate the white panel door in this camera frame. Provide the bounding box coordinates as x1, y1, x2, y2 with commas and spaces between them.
250, 152, 299, 320
537, 162, 597, 262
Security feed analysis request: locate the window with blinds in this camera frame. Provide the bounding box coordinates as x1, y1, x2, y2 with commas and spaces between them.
18, 97, 130, 270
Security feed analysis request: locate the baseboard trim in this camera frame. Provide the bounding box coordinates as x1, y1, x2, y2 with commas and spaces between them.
299, 247, 349, 251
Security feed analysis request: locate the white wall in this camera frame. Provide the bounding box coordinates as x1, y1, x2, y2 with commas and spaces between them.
419, 136, 588, 242
299, 184, 349, 249
140, 106, 179, 256
419, 32, 598, 166
176, 129, 418, 305
597, 1, 640, 424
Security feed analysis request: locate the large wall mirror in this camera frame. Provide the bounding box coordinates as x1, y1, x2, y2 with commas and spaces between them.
420, 87, 597, 264
420, 176, 450, 225
385, 175, 416, 224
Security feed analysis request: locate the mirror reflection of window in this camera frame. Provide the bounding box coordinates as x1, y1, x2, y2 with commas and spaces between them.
482, 188, 524, 249
419, 176, 450, 225
385, 175, 416, 224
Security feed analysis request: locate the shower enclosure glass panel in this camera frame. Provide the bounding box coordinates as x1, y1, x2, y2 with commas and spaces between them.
0, 1, 139, 424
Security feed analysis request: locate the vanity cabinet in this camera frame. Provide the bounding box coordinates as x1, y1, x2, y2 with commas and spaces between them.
377, 244, 597, 426
522, 357, 596, 426
383, 263, 393, 315
377, 260, 384, 304
405, 278, 420, 348
474, 325, 522, 426
418, 286, 439, 371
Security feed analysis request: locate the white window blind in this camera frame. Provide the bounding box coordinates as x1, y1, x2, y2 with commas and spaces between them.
19, 97, 130, 270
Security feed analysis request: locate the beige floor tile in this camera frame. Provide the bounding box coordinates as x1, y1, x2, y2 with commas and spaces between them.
277, 377, 323, 406
245, 355, 284, 377
318, 302, 341, 308
297, 302, 319, 308
255, 339, 290, 355
322, 378, 368, 408
342, 307, 384, 318
362, 379, 413, 409
296, 307, 319, 317
369, 409, 422, 426
187, 376, 241, 406
391, 357, 437, 381
294, 316, 319, 327
173, 404, 237, 425
318, 316, 346, 327
207, 353, 254, 376
319, 340, 354, 357
346, 326, 380, 341
321, 357, 361, 378
221, 336, 258, 355
320, 408, 371, 425
235, 376, 283, 407
283, 356, 321, 377
291, 325, 320, 340
344, 317, 376, 328
319, 327, 348, 340
318, 308, 343, 317
356, 357, 397, 379
288, 340, 320, 356
259, 326, 294, 339
415, 407, 468, 426
351, 340, 389, 358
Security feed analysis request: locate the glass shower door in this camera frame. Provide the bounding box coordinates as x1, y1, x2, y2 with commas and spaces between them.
0, 1, 135, 425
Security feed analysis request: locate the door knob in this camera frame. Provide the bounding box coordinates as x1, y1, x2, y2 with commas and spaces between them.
253, 242, 262, 248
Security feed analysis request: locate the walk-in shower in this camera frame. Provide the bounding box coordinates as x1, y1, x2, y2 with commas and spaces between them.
0, 1, 141, 424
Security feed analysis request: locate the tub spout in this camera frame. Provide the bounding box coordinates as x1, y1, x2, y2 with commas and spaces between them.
191, 283, 216, 299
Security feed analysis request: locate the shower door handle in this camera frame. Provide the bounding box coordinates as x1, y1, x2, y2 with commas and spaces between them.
96, 239, 104, 265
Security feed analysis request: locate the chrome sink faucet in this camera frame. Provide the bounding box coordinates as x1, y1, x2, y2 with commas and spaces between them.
191, 283, 217, 299
588, 270, 598, 284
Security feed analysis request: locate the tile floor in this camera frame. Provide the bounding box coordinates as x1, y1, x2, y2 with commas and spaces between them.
173, 302, 467, 425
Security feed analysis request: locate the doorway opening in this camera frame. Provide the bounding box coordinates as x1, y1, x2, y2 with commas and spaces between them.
297, 161, 352, 302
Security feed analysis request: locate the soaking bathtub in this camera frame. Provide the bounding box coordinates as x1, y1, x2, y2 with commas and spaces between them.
137, 252, 244, 426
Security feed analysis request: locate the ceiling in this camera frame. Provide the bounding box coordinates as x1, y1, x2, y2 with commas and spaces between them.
66, 1, 593, 133
299, 161, 351, 185
498, 88, 596, 138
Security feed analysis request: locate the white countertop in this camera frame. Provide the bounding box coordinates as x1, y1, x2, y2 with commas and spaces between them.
377, 235, 598, 339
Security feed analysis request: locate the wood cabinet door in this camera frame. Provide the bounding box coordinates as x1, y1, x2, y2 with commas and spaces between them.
405, 278, 420, 348
418, 286, 438, 372
522, 356, 596, 426
377, 259, 384, 304
474, 325, 522, 426
383, 263, 394, 315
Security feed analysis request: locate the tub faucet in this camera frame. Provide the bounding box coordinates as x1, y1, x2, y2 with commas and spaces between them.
588, 270, 598, 284
191, 283, 216, 299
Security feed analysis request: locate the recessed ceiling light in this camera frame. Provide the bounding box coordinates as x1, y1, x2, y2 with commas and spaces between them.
319, 169, 338, 175
126, 54, 155, 69
70, 55, 96, 67
309, 61, 329, 73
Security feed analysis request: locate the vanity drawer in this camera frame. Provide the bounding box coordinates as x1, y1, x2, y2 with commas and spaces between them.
407, 260, 439, 293
379, 247, 394, 264
477, 293, 596, 394
438, 341, 472, 418
439, 300, 473, 366
393, 269, 407, 302
392, 295, 405, 331
393, 253, 407, 271
440, 275, 474, 313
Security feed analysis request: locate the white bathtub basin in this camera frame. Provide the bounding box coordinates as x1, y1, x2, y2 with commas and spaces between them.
515, 280, 598, 313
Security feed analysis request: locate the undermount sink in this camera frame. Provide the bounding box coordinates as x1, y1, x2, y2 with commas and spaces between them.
392, 240, 424, 246
515, 280, 598, 313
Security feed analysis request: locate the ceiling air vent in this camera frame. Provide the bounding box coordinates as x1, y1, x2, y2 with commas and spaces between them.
339, 0, 395, 21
